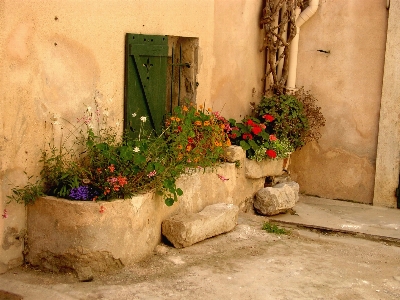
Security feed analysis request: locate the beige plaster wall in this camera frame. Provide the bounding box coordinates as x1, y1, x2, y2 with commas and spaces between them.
289, 0, 388, 204
210, 0, 265, 120
0, 0, 265, 272
374, 0, 400, 208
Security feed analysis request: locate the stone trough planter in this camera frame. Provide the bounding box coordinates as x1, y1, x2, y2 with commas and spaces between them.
26, 193, 166, 278
25, 146, 288, 278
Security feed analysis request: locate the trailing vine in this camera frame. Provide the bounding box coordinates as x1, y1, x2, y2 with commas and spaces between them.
260, 0, 305, 95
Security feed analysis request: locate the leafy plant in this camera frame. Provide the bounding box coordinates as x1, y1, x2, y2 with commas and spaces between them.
9, 102, 232, 207
293, 88, 326, 144
254, 94, 310, 150
164, 104, 231, 168
7, 175, 45, 205
262, 222, 290, 235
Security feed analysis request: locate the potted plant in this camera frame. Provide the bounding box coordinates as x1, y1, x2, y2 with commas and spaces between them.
227, 89, 325, 178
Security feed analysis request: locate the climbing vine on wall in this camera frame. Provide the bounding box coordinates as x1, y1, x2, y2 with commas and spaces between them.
260, 0, 305, 95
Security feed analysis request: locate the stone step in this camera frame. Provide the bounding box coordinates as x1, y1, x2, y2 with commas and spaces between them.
161, 203, 240, 248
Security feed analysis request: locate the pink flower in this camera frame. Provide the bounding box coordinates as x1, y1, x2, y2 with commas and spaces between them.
147, 170, 157, 178
217, 174, 229, 181
269, 134, 277, 141
2, 209, 8, 219
108, 164, 115, 172
262, 114, 275, 122
266, 149, 277, 158
99, 205, 106, 213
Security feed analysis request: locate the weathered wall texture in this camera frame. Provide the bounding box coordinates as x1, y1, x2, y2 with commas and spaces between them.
289, 0, 388, 204
374, 0, 400, 208
0, 1, 265, 272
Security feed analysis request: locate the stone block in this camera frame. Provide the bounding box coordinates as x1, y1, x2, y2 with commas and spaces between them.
224, 145, 245, 162
254, 181, 299, 216
245, 158, 284, 179
162, 203, 239, 248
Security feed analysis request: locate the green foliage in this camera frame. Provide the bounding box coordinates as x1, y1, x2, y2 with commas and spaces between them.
7, 175, 45, 205
254, 94, 309, 150
262, 222, 290, 235
9, 102, 232, 207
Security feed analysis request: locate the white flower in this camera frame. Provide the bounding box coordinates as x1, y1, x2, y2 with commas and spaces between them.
133, 147, 140, 153
103, 110, 109, 116
132, 113, 137, 117
116, 121, 120, 127
88, 123, 94, 129
140, 116, 147, 122
87, 106, 92, 112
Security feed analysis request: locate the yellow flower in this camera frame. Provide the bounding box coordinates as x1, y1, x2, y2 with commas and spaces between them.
195, 112, 200, 116
220, 124, 225, 129
207, 108, 212, 112
199, 105, 204, 109
177, 153, 183, 161
175, 117, 181, 122
183, 105, 188, 112
225, 139, 231, 146
186, 145, 192, 152
194, 120, 202, 126
203, 121, 210, 126
177, 145, 183, 150
171, 116, 176, 121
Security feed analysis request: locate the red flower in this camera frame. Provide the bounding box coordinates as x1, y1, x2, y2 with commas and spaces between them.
245, 119, 257, 127
262, 114, 275, 122
229, 133, 237, 139
242, 133, 253, 140
266, 149, 277, 158
188, 137, 194, 144
178, 126, 182, 132
251, 126, 262, 135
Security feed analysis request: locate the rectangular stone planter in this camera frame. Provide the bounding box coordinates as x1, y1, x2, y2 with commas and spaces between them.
244, 158, 285, 179
26, 193, 167, 276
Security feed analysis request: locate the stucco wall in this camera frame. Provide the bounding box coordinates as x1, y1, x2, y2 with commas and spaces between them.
289, 0, 388, 204
0, 0, 265, 272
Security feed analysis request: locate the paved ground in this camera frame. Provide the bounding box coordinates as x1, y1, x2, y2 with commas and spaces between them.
1, 195, 400, 300
269, 196, 400, 241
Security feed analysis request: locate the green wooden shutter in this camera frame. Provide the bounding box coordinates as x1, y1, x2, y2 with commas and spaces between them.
124, 33, 168, 138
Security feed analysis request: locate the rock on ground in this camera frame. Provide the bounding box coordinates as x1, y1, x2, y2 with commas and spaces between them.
162, 203, 239, 248
254, 181, 299, 216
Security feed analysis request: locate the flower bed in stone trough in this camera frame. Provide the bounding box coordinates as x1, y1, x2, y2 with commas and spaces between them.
26, 146, 288, 280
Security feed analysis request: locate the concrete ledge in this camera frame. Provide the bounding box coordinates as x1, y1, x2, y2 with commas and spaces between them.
162, 203, 239, 248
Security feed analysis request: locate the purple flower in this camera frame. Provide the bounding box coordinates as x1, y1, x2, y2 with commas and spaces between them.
69, 186, 98, 200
